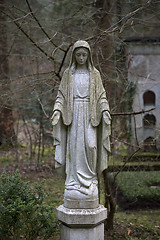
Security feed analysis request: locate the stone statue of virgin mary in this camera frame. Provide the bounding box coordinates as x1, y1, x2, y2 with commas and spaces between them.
51, 40, 111, 208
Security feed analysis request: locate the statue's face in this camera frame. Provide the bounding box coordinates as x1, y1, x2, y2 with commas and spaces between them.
75, 47, 88, 66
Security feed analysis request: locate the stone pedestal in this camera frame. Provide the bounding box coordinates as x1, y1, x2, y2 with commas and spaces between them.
56, 204, 107, 240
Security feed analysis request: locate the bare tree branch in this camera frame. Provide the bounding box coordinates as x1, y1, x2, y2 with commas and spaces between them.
111, 107, 155, 116
58, 43, 72, 74
25, 0, 65, 52
1, 9, 55, 62
11, 11, 32, 22
113, 147, 142, 182
95, 0, 151, 43
35, 93, 49, 119
111, 135, 140, 149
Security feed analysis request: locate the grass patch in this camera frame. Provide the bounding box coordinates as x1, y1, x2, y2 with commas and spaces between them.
0, 145, 55, 170
0, 155, 16, 166
120, 152, 160, 163
120, 152, 160, 157
113, 210, 160, 239
115, 209, 160, 232
43, 172, 65, 219
111, 171, 160, 202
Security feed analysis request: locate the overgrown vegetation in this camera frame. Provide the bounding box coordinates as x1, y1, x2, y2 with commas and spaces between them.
114, 171, 160, 202
0, 170, 57, 240
0, 147, 160, 239
108, 170, 160, 213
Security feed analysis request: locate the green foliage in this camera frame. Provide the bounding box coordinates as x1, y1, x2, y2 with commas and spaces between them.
112, 171, 160, 202
115, 209, 160, 236
0, 155, 15, 166
120, 152, 160, 157
0, 170, 56, 240
42, 174, 65, 220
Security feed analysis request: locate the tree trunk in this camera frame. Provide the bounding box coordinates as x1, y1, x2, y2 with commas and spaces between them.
94, 0, 116, 230
103, 169, 116, 230
0, 0, 16, 146
94, 0, 115, 104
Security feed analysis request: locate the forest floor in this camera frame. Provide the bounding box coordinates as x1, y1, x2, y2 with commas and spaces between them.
0, 147, 160, 240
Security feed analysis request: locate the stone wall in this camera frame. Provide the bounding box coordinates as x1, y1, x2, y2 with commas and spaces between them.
126, 42, 160, 150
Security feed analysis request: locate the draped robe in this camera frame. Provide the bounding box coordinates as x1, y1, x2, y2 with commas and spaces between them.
52, 40, 111, 198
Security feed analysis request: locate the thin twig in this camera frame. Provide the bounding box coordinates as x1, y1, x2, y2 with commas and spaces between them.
111, 107, 155, 116
25, 0, 65, 52
1, 9, 55, 62
12, 12, 32, 22
95, 0, 151, 43
111, 135, 140, 149
35, 92, 49, 119
113, 147, 141, 182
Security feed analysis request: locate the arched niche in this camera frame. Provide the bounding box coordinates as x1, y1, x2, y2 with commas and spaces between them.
144, 136, 157, 151
143, 114, 156, 128
143, 91, 155, 106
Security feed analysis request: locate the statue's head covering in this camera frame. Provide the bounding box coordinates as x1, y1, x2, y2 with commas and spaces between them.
53, 39, 110, 178
69, 40, 94, 72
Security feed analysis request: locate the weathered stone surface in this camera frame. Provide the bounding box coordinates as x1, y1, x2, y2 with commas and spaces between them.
60, 222, 104, 240
64, 197, 99, 209
126, 43, 160, 150
56, 204, 107, 240
51, 40, 111, 202
56, 204, 107, 227
52, 40, 109, 240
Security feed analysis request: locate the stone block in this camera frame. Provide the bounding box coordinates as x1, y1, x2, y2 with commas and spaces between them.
56, 204, 107, 227
60, 222, 104, 240
64, 197, 99, 209
56, 204, 107, 240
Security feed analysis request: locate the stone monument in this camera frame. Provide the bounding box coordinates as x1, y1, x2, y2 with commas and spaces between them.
51, 40, 111, 240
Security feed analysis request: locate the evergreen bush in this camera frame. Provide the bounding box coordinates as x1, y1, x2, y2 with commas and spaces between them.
0, 170, 56, 240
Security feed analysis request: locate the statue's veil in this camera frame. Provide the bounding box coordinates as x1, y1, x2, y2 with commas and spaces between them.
69, 40, 94, 73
